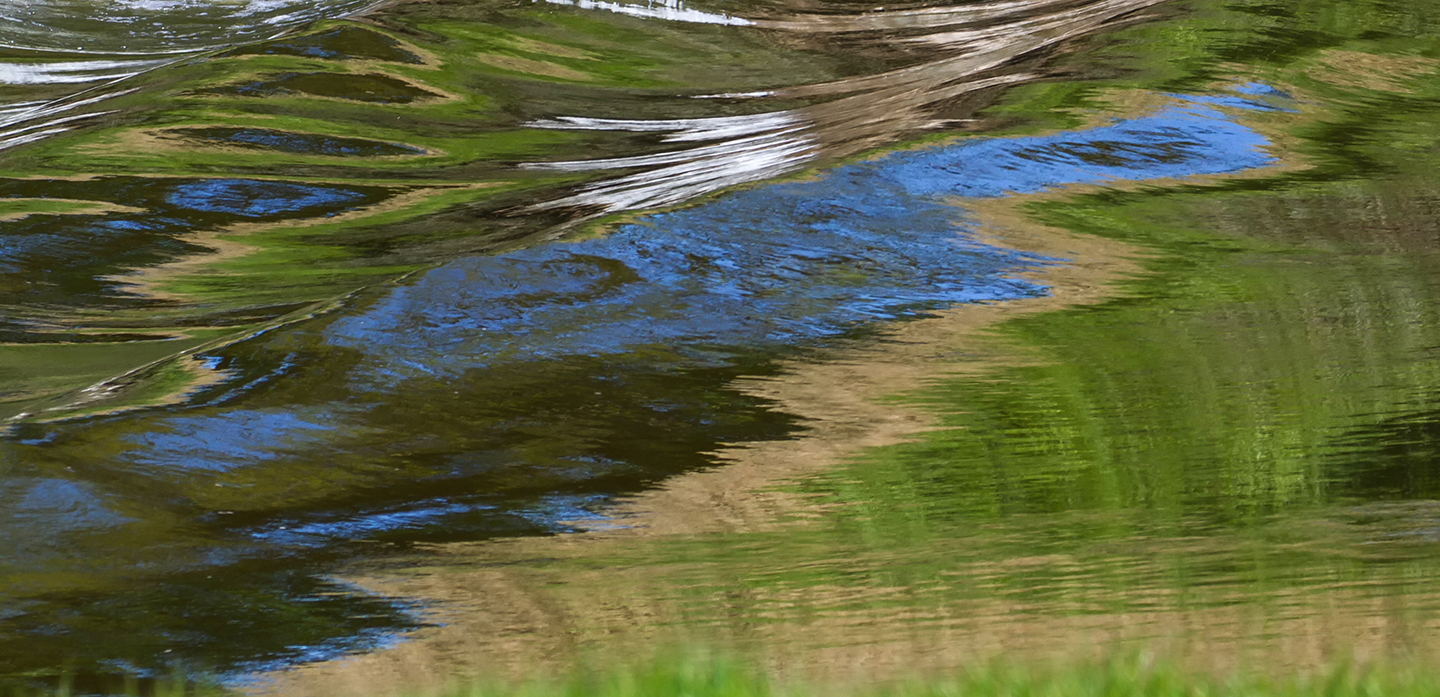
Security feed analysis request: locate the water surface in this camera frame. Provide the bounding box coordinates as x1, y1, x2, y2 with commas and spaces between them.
1, 0, 1440, 691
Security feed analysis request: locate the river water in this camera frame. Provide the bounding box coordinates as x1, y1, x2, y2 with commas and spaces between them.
2, 0, 1440, 691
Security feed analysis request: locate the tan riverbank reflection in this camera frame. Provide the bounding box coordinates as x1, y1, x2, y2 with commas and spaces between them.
248, 186, 1368, 696
248, 63, 1440, 690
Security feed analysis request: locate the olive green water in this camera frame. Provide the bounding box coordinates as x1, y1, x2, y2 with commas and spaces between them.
3, 0, 1440, 692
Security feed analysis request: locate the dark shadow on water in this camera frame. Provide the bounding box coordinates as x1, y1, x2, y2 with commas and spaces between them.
1328, 396, 1440, 501
209, 73, 442, 104
222, 26, 426, 65
163, 128, 426, 158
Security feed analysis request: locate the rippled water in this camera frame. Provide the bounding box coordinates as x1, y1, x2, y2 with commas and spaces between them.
2, 0, 1440, 690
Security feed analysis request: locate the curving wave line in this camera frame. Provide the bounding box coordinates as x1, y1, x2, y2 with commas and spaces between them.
522, 0, 1171, 214
0, 0, 389, 153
